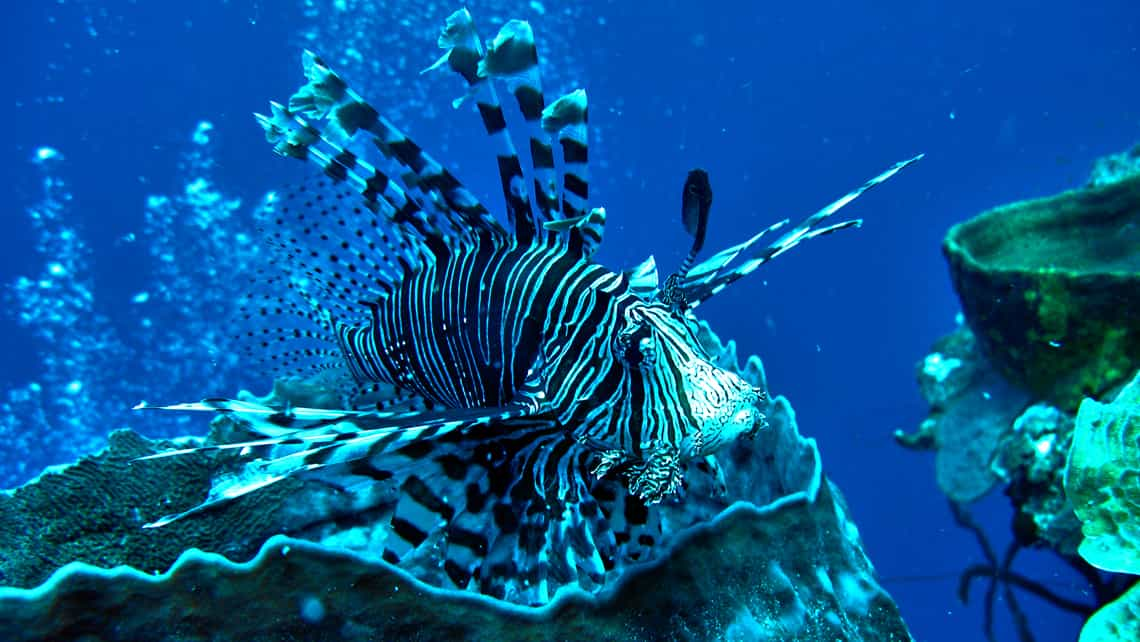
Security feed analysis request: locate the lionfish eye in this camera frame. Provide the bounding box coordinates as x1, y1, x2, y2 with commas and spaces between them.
613, 321, 657, 369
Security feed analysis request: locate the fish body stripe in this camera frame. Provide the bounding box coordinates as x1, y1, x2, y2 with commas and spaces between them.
341, 237, 611, 412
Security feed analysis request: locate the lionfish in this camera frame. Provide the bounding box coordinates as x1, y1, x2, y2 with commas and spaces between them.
138, 9, 919, 602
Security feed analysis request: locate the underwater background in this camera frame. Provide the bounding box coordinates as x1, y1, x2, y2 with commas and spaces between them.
2, 0, 1137, 640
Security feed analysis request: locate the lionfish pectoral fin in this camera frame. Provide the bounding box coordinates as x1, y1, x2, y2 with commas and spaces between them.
373, 421, 595, 599
136, 398, 546, 461
679, 154, 924, 307
142, 467, 291, 529
132, 398, 381, 461
627, 443, 684, 504
134, 399, 551, 528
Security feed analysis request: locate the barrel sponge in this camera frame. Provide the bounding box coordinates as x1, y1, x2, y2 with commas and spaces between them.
943, 173, 1140, 410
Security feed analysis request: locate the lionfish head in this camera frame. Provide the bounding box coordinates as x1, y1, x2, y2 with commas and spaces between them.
611, 301, 767, 460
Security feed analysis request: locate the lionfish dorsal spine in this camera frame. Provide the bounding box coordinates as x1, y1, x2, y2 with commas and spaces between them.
258, 57, 507, 253
289, 49, 500, 242
429, 10, 598, 256
482, 20, 562, 236
542, 89, 595, 255
678, 153, 925, 306
429, 10, 540, 244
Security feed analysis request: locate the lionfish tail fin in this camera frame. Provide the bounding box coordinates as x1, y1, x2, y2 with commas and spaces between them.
680, 154, 924, 306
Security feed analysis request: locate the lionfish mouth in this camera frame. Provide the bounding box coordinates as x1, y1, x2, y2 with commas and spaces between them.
748, 411, 769, 439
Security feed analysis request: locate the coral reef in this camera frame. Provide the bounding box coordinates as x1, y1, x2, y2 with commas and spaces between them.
1087, 142, 1140, 187
1066, 372, 1140, 571
991, 403, 1081, 554
1065, 370, 1140, 641
942, 173, 1140, 411
0, 425, 386, 588
899, 323, 1130, 641
901, 145, 1140, 640
0, 323, 913, 640
897, 325, 1031, 504
0, 484, 910, 641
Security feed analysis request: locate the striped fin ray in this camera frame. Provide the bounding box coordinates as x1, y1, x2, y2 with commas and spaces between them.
133, 399, 540, 459
256, 101, 437, 247
680, 154, 924, 307
294, 51, 504, 239
447, 430, 608, 602
134, 398, 547, 527
541, 89, 594, 252
548, 499, 610, 588
427, 10, 597, 254
259, 51, 505, 245
479, 19, 562, 241
426, 9, 538, 243
541, 205, 604, 261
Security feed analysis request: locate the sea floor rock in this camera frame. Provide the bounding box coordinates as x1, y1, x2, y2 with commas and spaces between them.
0, 415, 911, 641
897, 325, 1031, 504
0, 481, 910, 641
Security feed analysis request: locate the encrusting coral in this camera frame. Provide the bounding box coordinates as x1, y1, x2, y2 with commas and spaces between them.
1065, 371, 1140, 641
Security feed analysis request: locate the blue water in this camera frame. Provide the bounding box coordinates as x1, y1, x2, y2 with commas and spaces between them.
4, 1, 1137, 639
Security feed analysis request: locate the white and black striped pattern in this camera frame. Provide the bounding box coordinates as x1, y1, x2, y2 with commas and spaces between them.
137, 7, 920, 605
